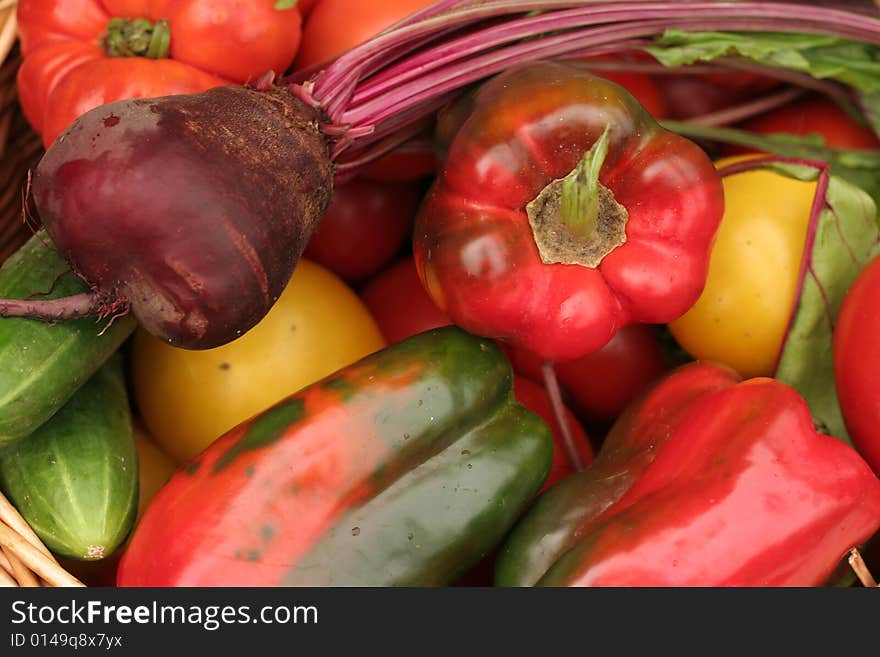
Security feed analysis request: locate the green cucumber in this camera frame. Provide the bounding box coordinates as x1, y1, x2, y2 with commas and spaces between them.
0, 233, 136, 444
0, 354, 138, 560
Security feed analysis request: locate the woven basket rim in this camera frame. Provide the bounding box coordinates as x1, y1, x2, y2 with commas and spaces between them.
0, 0, 83, 588
0, 0, 18, 68
0, 489, 85, 587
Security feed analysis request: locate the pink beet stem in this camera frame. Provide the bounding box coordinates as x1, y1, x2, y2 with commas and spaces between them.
289, 0, 880, 170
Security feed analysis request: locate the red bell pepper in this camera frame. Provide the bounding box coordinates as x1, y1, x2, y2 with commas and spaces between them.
495, 362, 880, 586
414, 61, 724, 363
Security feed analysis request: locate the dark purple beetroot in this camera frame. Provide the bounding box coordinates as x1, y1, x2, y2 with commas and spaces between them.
31, 84, 333, 349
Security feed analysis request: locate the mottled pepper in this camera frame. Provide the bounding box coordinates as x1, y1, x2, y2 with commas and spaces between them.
496, 362, 880, 586
117, 327, 554, 586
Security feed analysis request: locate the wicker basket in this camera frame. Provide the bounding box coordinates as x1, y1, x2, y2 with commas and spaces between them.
0, 490, 84, 587
0, 0, 82, 588
1, 2, 41, 265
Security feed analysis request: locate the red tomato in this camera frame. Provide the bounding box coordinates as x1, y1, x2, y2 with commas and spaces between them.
834, 255, 880, 475
731, 96, 880, 152
303, 179, 422, 284
595, 69, 666, 118
359, 137, 438, 183
697, 71, 781, 92
295, 0, 435, 69
661, 74, 761, 120
546, 56, 668, 119
16, 0, 302, 146
36, 59, 228, 146
297, 0, 319, 20
507, 325, 670, 425
359, 257, 452, 344
162, 0, 303, 82
576, 53, 666, 118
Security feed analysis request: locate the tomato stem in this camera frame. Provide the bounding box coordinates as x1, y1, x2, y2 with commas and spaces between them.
561, 125, 611, 239
102, 17, 171, 59
541, 361, 586, 472
147, 20, 171, 60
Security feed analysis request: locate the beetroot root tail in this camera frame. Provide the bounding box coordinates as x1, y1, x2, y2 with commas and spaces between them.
0, 291, 125, 323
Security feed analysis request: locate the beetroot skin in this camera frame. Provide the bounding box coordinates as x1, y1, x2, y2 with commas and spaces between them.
32, 85, 333, 349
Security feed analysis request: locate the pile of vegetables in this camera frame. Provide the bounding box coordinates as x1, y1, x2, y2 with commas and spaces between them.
2, 0, 880, 587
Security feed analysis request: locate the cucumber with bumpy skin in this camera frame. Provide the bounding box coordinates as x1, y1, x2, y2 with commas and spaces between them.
0, 354, 138, 560
0, 233, 136, 444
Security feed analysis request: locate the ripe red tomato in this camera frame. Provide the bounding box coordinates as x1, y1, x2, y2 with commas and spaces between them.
661, 70, 781, 121
697, 70, 780, 92
579, 54, 770, 120
161, 0, 303, 83
573, 60, 666, 118
834, 255, 880, 475
295, 0, 435, 69
17, 0, 303, 146
297, 0, 319, 20
661, 74, 761, 121
359, 257, 452, 344
507, 325, 670, 425
359, 136, 438, 183
731, 96, 880, 152
575, 52, 666, 117
303, 179, 422, 284
596, 69, 666, 118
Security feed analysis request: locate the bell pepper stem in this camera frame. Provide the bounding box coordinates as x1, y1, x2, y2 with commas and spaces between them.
541, 361, 585, 472
560, 124, 612, 239
848, 548, 878, 587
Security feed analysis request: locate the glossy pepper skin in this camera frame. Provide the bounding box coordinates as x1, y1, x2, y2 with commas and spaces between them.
117, 326, 554, 586
495, 362, 880, 587
414, 62, 724, 363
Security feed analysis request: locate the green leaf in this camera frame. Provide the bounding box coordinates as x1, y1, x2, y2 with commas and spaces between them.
774, 173, 880, 444
858, 91, 880, 143
274, 0, 298, 10
646, 30, 880, 94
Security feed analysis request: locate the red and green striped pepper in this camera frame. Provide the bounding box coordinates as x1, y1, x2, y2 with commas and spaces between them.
495, 362, 880, 587
117, 326, 554, 586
